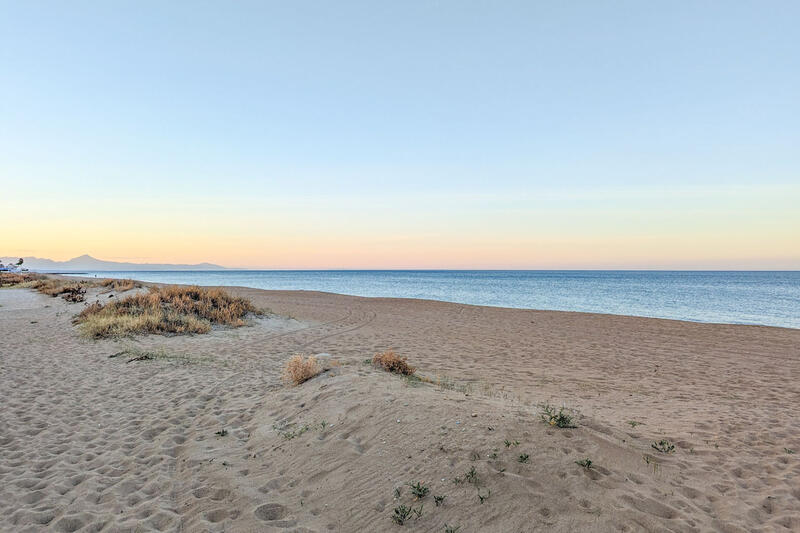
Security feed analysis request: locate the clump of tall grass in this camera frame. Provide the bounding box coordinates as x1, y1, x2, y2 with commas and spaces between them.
100, 278, 139, 292
0, 272, 43, 288
283, 355, 322, 386
1, 273, 92, 302
372, 350, 415, 375
2, 273, 137, 303
74, 285, 259, 338
30, 278, 89, 302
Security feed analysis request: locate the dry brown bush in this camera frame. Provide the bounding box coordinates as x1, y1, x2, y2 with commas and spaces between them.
100, 278, 139, 292
372, 350, 415, 375
60, 285, 87, 302
0, 272, 43, 287
74, 285, 259, 338
26, 278, 89, 302
283, 355, 321, 386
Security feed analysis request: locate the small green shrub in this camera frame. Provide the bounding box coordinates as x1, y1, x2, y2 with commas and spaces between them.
541, 403, 577, 428
392, 505, 412, 525
651, 439, 675, 453
408, 481, 429, 499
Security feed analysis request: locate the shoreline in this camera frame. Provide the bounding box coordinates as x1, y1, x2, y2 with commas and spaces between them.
64, 273, 800, 332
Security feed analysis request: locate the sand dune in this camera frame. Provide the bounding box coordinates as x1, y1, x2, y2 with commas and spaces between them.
1, 283, 799, 532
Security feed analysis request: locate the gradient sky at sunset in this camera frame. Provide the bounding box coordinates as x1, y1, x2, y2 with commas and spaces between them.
2, 1, 798, 269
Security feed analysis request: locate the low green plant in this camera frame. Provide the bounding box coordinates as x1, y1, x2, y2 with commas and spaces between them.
541, 403, 577, 428
409, 481, 429, 499
651, 439, 675, 453
785, 448, 795, 454
272, 422, 312, 440
215, 428, 228, 437
444, 525, 460, 533
392, 505, 412, 525
465, 466, 478, 484
477, 488, 491, 504
504, 439, 520, 448
518, 453, 529, 463
433, 494, 446, 507
627, 420, 644, 428
575, 458, 593, 469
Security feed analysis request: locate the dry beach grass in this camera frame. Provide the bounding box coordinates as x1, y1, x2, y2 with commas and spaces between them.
283, 355, 322, 386
74, 284, 261, 338
1, 277, 799, 531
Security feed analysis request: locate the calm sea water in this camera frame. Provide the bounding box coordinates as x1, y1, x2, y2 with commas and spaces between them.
68, 270, 800, 329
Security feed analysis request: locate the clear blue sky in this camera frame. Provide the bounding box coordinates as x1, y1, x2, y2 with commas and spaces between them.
2, 1, 798, 268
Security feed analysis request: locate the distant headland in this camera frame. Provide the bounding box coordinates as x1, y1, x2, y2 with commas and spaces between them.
0, 254, 230, 272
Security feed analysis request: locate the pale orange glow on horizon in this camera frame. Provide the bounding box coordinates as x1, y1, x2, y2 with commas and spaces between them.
5, 184, 799, 270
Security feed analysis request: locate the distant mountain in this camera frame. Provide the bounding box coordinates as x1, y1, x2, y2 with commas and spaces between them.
1, 254, 230, 272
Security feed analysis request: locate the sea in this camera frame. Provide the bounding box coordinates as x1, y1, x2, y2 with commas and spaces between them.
65, 270, 800, 329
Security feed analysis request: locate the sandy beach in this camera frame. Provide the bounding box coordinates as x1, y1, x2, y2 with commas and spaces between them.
1, 281, 799, 532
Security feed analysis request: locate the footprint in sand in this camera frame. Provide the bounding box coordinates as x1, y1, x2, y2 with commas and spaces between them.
255, 503, 287, 521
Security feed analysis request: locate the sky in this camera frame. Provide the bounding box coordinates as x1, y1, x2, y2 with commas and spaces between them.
2, 1, 798, 269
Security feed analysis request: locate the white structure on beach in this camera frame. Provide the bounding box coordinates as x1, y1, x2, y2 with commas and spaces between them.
0, 259, 26, 272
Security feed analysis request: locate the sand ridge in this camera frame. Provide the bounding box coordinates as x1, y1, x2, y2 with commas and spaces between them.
1, 283, 799, 532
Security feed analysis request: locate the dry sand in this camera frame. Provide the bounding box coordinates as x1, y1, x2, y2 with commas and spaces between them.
1, 282, 799, 532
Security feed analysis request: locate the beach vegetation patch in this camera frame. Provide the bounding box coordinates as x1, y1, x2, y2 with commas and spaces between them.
100, 278, 140, 292
541, 403, 577, 428
372, 350, 415, 375
283, 355, 322, 386
0, 272, 44, 288
74, 285, 259, 338
6, 275, 92, 302
575, 458, 593, 469
651, 439, 676, 453
33, 279, 89, 302
1, 273, 132, 303
392, 504, 422, 525
408, 481, 429, 499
